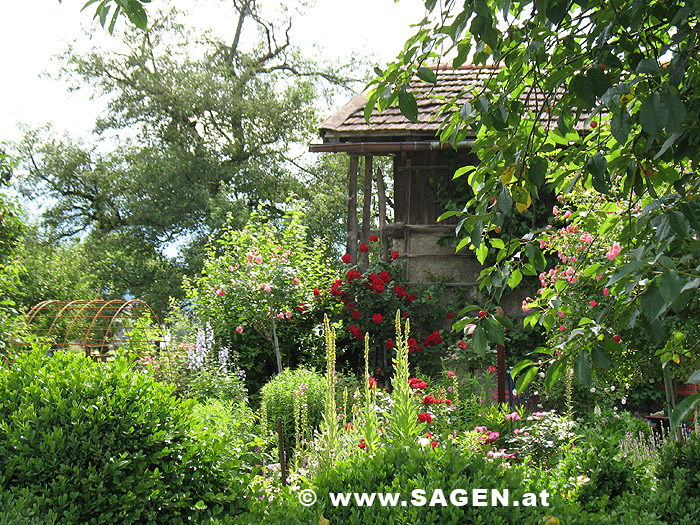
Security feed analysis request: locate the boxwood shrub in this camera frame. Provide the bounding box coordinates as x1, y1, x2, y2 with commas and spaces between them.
0, 349, 246, 524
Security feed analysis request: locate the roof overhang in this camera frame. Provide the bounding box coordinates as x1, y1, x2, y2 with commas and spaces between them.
308, 140, 475, 154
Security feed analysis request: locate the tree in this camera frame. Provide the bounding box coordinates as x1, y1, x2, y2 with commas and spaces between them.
369, 1, 700, 399
15, 3, 356, 305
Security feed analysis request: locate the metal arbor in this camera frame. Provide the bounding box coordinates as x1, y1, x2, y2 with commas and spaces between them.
25, 299, 165, 361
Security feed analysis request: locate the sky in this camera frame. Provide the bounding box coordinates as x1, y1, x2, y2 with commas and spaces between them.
0, 0, 427, 145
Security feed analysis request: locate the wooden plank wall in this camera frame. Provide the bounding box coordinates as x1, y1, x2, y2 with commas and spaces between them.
393, 150, 477, 225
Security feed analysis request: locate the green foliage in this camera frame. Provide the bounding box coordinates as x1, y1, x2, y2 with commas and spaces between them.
185, 206, 337, 376
265, 444, 587, 524
369, 0, 700, 408
0, 349, 246, 522
260, 367, 325, 454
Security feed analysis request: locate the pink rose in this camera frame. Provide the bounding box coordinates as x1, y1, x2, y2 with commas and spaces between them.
216, 288, 226, 296
236, 326, 243, 334
292, 277, 300, 285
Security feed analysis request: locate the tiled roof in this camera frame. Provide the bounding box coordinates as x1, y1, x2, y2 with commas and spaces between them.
318, 64, 568, 142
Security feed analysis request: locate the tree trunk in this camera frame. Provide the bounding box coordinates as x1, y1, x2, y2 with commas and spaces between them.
272, 314, 282, 374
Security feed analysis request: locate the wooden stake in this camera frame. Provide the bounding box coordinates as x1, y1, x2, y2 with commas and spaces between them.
277, 417, 287, 486
497, 344, 506, 405
359, 155, 373, 272
347, 155, 359, 264
376, 166, 388, 262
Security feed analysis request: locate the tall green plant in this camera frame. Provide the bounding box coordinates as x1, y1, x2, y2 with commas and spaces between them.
387, 310, 420, 447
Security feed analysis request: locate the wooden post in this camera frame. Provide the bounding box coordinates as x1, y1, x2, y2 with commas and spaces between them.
376, 166, 388, 262
497, 344, 506, 405
347, 155, 359, 264
359, 155, 373, 272
277, 417, 287, 486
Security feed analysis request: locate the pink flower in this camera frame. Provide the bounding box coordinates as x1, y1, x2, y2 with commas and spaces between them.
255, 255, 263, 264
559, 325, 566, 332
292, 277, 300, 285
589, 300, 597, 307
474, 426, 488, 433
606, 243, 621, 260
564, 211, 572, 219
228, 265, 235, 272
236, 326, 244, 334
216, 288, 226, 296
285, 310, 293, 319
557, 312, 564, 318
264, 284, 271, 293
505, 412, 521, 421
446, 371, 457, 379
603, 287, 610, 296
246, 252, 254, 262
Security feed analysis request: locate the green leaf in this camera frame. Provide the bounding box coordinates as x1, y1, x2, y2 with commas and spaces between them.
570, 74, 596, 109
659, 269, 682, 304
639, 280, 667, 322
611, 108, 632, 145
472, 325, 487, 357
670, 393, 700, 428
545, 358, 568, 392
516, 366, 539, 394
639, 94, 668, 138
398, 90, 419, 123
416, 67, 437, 84
591, 345, 611, 369
664, 92, 687, 134
490, 238, 505, 249
484, 318, 505, 345
636, 57, 660, 75
528, 157, 548, 187
511, 359, 535, 378
586, 67, 612, 97
507, 268, 522, 289
125, 0, 148, 29
606, 261, 646, 286
574, 350, 592, 386
471, 219, 483, 250
475, 244, 488, 264
688, 369, 700, 383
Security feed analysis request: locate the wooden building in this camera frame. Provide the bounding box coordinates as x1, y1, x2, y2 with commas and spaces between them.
310, 65, 506, 305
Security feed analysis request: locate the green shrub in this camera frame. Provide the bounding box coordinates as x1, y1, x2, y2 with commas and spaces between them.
0, 350, 246, 523
261, 367, 325, 453
257, 443, 596, 524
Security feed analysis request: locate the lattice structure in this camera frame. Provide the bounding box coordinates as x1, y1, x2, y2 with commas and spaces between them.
25, 299, 166, 361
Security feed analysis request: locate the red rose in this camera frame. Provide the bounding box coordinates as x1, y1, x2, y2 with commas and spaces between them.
374, 284, 384, 294
342, 253, 352, 263
391, 251, 399, 259
372, 313, 383, 324
369, 235, 379, 242
359, 242, 369, 253
386, 339, 395, 349
431, 441, 438, 449
407, 293, 416, 302
447, 312, 454, 319
418, 412, 433, 423
313, 288, 321, 296
359, 440, 366, 449
351, 310, 361, 319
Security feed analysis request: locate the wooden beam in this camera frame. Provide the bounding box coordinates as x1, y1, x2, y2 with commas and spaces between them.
359, 155, 373, 272
347, 155, 359, 263
376, 166, 388, 262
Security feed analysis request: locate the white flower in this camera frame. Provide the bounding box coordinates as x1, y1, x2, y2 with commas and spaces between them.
625, 383, 630, 389
621, 398, 627, 405
610, 385, 616, 392
590, 387, 596, 393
